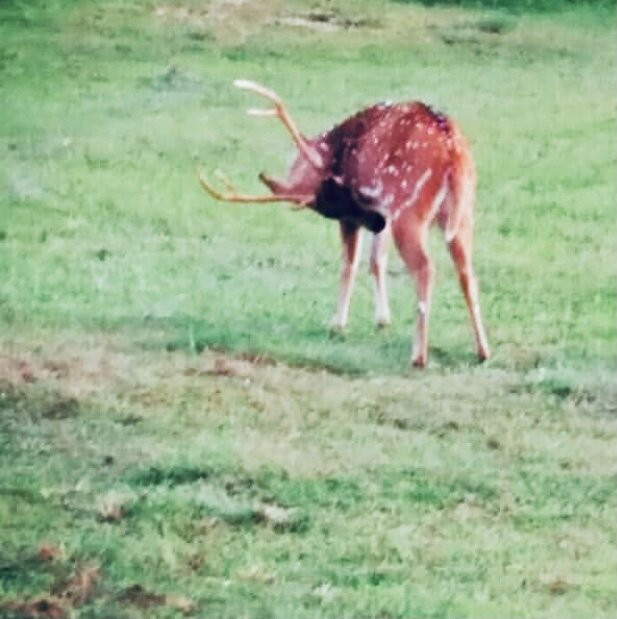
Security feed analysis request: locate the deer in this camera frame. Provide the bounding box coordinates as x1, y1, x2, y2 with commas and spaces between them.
198, 80, 490, 368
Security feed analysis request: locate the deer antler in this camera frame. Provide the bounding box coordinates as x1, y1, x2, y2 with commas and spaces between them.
234, 79, 324, 170
197, 169, 312, 206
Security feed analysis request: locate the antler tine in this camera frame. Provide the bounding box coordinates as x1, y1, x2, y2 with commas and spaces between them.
214, 169, 239, 194
233, 78, 324, 170
197, 168, 312, 206
246, 108, 278, 117
234, 79, 282, 105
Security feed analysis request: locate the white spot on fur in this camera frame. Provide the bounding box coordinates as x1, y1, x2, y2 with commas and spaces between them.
386, 164, 399, 176
381, 194, 394, 208
391, 168, 432, 222
359, 183, 383, 199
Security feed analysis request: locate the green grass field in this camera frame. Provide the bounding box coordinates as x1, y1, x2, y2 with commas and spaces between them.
1, 1, 616, 617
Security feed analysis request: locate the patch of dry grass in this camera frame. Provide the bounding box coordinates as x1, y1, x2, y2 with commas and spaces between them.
1, 335, 615, 616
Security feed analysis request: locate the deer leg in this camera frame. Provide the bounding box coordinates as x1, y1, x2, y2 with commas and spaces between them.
330, 221, 363, 333
392, 220, 434, 368
447, 216, 490, 362
370, 223, 391, 328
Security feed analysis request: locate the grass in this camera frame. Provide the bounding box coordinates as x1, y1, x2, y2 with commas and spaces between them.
1, 0, 616, 617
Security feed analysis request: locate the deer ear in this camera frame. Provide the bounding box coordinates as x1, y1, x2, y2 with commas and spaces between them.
258, 172, 284, 193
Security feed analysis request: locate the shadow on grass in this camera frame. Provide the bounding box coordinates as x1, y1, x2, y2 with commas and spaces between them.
112, 313, 484, 377
0, 380, 81, 424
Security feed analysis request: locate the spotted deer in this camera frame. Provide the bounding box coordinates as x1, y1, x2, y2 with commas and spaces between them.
198, 80, 490, 367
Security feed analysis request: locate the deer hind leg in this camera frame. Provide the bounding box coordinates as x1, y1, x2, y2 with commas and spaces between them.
446, 214, 490, 362
370, 222, 391, 328
329, 221, 363, 333
392, 218, 434, 368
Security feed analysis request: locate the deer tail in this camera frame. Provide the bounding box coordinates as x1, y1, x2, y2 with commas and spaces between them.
444, 133, 476, 243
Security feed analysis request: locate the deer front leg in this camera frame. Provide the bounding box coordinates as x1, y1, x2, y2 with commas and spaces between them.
370, 223, 391, 328
330, 221, 362, 333
392, 219, 434, 368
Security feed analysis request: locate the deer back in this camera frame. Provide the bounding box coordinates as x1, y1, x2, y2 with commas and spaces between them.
314, 102, 467, 232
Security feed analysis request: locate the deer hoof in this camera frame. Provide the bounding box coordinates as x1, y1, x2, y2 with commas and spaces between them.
411, 355, 427, 369
477, 348, 491, 363
375, 318, 391, 330
328, 321, 346, 338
